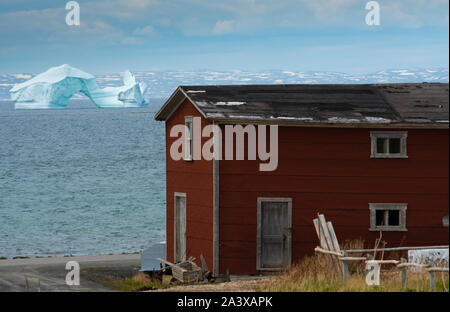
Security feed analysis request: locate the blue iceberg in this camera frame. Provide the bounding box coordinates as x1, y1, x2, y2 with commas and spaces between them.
10, 64, 147, 109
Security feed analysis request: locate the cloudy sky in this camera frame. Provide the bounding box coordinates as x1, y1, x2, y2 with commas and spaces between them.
0, 0, 448, 74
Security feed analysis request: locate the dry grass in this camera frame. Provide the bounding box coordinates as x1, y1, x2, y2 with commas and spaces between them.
90, 271, 168, 292
261, 239, 449, 292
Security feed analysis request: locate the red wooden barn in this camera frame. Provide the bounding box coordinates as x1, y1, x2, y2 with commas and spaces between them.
154, 83, 449, 276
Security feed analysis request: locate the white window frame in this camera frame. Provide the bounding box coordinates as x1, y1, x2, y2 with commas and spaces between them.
369, 203, 407, 232
184, 116, 193, 161
370, 131, 408, 158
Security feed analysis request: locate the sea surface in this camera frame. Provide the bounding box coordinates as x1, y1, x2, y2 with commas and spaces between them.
0, 99, 166, 258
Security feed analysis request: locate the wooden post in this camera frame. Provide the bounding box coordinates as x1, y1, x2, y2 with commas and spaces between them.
400, 258, 407, 288
25, 277, 29, 292
342, 251, 349, 282
429, 264, 436, 292
429, 272, 436, 291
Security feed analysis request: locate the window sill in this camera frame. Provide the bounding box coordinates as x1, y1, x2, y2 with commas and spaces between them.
369, 227, 408, 232
370, 155, 408, 159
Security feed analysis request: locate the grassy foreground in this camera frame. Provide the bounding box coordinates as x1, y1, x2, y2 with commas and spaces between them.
81, 266, 168, 292
261, 240, 449, 292
101, 273, 168, 291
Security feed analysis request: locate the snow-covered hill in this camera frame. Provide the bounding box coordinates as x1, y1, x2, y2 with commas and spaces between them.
1, 68, 448, 101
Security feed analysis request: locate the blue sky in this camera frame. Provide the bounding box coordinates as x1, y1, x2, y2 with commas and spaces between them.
0, 0, 448, 74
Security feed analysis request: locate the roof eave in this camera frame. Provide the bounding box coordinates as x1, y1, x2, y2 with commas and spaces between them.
204, 117, 450, 129
154, 86, 208, 121
154, 86, 183, 121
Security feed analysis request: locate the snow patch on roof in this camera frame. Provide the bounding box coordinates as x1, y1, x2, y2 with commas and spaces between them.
186, 90, 206, 93
404, 118, 432, 123
328, 117, 360, 123
272, 116, 314, 121
228, 115, 263, 119
365, 116, 391, 123
205, 112, 225, 118
215, 101, 246, 106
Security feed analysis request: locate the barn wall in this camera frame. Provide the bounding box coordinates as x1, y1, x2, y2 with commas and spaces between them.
218, 126, 449, 275
165, 99, 214, 270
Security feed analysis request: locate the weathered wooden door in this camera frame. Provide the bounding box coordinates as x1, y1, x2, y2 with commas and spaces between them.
257, 198, 292, 270
174, 193, 186, 263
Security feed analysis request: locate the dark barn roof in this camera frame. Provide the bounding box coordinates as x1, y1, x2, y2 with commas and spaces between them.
155, 83, 449, 128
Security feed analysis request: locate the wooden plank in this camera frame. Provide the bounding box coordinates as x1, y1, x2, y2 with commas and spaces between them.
313, 218, 329, 250
425, 267, 449, 272
397, 263, 430, 268
317, 215, 342, 275
327, 221, 341, 252
339, 257, 367, 261
318, 214, 336, 252
200, 254, 209, 273
346, 245, 449, 254
157, 258, 175, 267
314, 247, 342, 257
366, 260, 400, 265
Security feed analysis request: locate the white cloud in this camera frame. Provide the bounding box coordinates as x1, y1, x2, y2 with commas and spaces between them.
133, 25, 156, 35
120, 37, 144, 45
0, 0, 447, 45
155, 17, 171, 27
213, 20, 234, 34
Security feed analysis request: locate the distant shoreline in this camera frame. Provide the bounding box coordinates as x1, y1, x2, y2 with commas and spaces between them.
0, 253, 140, 267
0, 242, 166, 262
0, 251, 140, 261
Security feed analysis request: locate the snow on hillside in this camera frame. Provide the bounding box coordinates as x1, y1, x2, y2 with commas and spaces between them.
1, 68, 448, 101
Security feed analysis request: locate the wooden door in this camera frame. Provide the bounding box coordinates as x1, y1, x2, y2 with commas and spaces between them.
257, 198, 292, 270
174, 193, 186, 263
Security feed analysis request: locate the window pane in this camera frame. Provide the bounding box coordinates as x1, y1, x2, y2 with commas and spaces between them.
376, 138, 387, 154
389, 138, 401, 154
185, 121, 192, 139
388, 210, 400, 226
185, 120, 193, 160
376, 210, 385, 226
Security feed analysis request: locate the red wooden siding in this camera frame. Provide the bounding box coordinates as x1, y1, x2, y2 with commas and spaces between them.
218, 126, 449, 275
164, 99, 448, 276
165, 99, 214, 271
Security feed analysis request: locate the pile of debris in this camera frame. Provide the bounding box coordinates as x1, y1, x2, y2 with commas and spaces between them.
147, 255, 212, 286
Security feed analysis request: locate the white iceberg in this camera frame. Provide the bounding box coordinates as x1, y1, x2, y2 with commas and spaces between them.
10, 64, 147, 109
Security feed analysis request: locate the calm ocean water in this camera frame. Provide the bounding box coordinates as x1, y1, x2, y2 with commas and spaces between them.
0, 100, 166, 258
